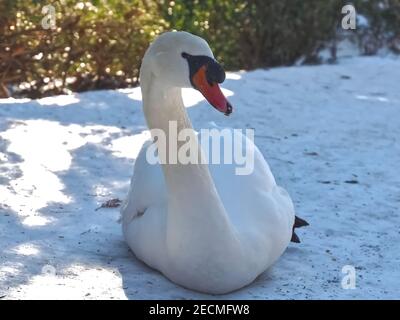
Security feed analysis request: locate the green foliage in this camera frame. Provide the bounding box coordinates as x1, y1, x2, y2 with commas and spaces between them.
162, 0, 343, 69
0, 1, 399, 98
0, 0, 167, 97
352, 0, 400, 54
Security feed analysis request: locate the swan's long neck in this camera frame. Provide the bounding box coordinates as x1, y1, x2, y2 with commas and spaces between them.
141, 72, 239, 256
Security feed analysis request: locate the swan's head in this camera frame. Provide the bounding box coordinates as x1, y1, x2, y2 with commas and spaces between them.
141, 31, 232, 115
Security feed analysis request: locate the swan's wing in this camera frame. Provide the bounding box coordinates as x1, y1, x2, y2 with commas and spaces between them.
120, 139, 166, 225
121, 128, 295, 233
199, 127, 277, 192
200, 128, 295, 232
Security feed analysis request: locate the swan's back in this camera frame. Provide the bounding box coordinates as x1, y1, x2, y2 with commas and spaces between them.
121, 129, 294, 272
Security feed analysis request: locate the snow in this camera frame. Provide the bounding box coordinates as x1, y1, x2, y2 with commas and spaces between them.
1, 56, 399, 299
357, 14, 369, 28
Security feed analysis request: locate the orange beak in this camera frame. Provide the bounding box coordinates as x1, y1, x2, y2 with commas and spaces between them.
192, 65, 232, 116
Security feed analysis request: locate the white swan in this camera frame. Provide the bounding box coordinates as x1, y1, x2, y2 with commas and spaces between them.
121, 31, 308, 294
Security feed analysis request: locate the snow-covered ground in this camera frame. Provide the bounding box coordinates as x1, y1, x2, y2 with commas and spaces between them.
0, 56, 399, 299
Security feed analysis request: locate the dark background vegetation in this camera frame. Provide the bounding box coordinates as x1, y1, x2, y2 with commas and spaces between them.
0, 0, 399, 98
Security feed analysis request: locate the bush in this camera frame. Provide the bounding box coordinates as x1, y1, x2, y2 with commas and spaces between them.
0, 1, 399, 98
352, 0, 400, 54
0, 0, 167, 98
162, 0, 343, 69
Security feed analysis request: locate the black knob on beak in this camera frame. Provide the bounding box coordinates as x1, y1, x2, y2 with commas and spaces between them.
206, 60, 226, 85
182, 52, 226, 86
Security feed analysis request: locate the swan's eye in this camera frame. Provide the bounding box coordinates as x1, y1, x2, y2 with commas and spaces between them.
181, 52, 189, 59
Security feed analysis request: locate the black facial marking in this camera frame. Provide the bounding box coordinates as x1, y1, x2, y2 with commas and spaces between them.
182, 52, 226, 88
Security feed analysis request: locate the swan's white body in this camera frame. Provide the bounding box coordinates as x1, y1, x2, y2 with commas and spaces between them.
121, 32, 295, 294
